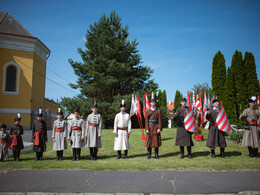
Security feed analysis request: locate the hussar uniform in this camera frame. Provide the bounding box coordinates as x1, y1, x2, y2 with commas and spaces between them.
0, 124, 10, 162
68, 116, 85, 161
173, 99, 194, 159
52, 109, 67, 160
114, 100, 131, 159
85, 103, 102, 160
240, 98, 260, 158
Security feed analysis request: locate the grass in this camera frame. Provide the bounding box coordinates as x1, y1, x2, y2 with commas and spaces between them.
0, 128, 259, 170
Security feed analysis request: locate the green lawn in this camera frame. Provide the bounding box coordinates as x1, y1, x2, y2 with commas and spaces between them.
0, 128, 259, 170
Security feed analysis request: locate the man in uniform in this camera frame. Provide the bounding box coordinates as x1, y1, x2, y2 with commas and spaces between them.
32, 107, 47, 161
9, 113, 24, 161
240, 96, 260, 158
145, 92, 162, 159
52, 108, 67, 161
206, 99, 227, 158
173, 98, 194, 159
68, 109, 85, 161
113, 100, 131, 159
85, 100, 102, 160
0, 124, 10, 162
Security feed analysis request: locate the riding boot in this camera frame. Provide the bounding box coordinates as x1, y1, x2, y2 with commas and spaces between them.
72, 148, 76, 161
253, 148, 258, 158
39, 152, 43, 161
187, 146, 192, 159
125, 150, 129, 159
90, 148, 94, 160
147, 148, 151, 159
60, 150, 63, 161
220, 148, 225, 158
248, 147, 253, 158
76, 148, 81, 161
56, 151, 60, 161
117, 151, 121, 159
13, 150, 17, 161
16, 150, 21, 161
211, 149, 216, 158
180, 146, 184, 159
36, 152, 40, 160
155, 148, 159, 159
94, 147, 98, 160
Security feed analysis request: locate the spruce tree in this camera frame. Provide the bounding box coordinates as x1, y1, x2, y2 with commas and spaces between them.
211, 51, 226, 102
162, 90, 167, 107
244, 51, 259, 99
157, 90, 162, 107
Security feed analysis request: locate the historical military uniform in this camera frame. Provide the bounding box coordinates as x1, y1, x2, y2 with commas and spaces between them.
114, 100, 131, 159
206, 102, 227, 158
68, 116, 85, 161
173, 104, 194, 159
0, 124, 10, 162
85, 108, 102, 160
32, 108, 47, 160
52, 109, 67, 161
240, 101, 259, 158
10, 118, 24, 161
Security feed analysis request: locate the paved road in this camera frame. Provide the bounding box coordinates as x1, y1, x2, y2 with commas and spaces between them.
0, 170, 260, 194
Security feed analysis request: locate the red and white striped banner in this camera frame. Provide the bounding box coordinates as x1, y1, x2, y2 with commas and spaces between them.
184, 109, 197, 132
216, 102, 231, 132
257, 114, 260, 130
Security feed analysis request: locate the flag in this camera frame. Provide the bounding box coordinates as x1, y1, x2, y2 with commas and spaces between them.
143, 92, 146, 117
135, 93, 142, 119
195, 92, 202, 113
207, 92, 210, 107
187, 91, 191, 108
192, 91, 196, 111
130, 94, 135, 117
216, 102, 231, 132
210, 92, 216, 109
257, 94, 260, 104
199, 91, 203, 122
203, 91, 209, 122
145, 93, 150, 110
184, 109, 198, 132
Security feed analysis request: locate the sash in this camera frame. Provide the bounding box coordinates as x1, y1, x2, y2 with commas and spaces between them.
72, 126, 82, 131
33, 131, 44, 145
55, 128, 64, 132
9, 134, 21, 148
89, 122, 99, 127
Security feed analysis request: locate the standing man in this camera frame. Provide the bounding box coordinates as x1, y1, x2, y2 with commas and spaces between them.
240, 97, 260, 158
32, 107, 47, 161
0, 124, 10, 162
52, 107, 67, 161
145, 92, 162, 159
173, 98, 194, 159
85, 100, 102, 160
68, 109, 85, 161
9, 113, 24, 161
206, 99, 227, 158
113, 100, 131, 159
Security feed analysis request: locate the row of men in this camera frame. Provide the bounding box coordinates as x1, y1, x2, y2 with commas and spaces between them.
0, 95, 259, 162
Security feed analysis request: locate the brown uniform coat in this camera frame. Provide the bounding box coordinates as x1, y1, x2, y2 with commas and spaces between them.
145, 108, 162, 148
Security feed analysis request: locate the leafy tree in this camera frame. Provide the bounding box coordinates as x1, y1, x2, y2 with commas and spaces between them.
173, 90, 183, 127
61, 11, 158, 128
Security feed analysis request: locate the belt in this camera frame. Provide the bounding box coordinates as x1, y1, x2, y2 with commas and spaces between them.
0, 138, 7, 143
89, 122, 99, 127
117, 127, 128, 130
149, 120, 158, 125
33, 131, 44, 146
247, 121, 257, 125
9, 134, 21, 148
72, 126, 82, 131
212, 122, 218, 127
55, 128, 64, 132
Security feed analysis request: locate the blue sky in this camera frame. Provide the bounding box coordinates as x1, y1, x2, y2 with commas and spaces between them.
2, 0, 260, 102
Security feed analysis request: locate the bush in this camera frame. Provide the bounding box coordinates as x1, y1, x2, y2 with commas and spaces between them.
228, 131, 244, 144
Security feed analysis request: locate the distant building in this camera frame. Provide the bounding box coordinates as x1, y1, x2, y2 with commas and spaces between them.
0, 12, 59, 129
167, 101, 174, 128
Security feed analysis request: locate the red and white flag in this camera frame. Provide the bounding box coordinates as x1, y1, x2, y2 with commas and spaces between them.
195, 92, 202, 114
257, 115, 260, 130
184, 109, 198, 132
216, 102, 231, 132
192, 91, 196, 111
130, 94, 136, 117
135, 93, 142, 119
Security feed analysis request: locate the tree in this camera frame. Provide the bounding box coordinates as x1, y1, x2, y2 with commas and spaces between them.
157, 90, 162, 107
173, 90, 183, 127
224, 67, 237, 125
61, 11, 158, 128
211, 51, 226, 102
191, 82, 212, 105
244, 52, 259, 99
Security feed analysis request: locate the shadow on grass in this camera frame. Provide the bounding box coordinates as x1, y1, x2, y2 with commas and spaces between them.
161, 137, 173, 141
160, 151, 180, 158
192, 151, 210, 158
222, 151, 242, 157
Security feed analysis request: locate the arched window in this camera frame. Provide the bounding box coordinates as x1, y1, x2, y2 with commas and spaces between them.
2, 62, 20, 95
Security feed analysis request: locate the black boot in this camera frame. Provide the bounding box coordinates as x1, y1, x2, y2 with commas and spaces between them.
155, 148, 159, 159
94, 148, 98, 160
60, 150, 63, 161
117, 151, 121, 159
13, 150, 17, 161
187, 146, 192, 159
248, 147, 253, 158
90, 148, 94, 160
125, 150, 129, 159
76, 148, 81, 161
220, 148, 225, 158
72, 148, 76, 161
211, 149, 216, 158
180, 146, 184, 159
147, 148, 151, 159
56, 151, 60, 161
39, 152, 43, 161
16, 150, 21, 162
253, 148, 258, 158
36, 152, 39, 160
